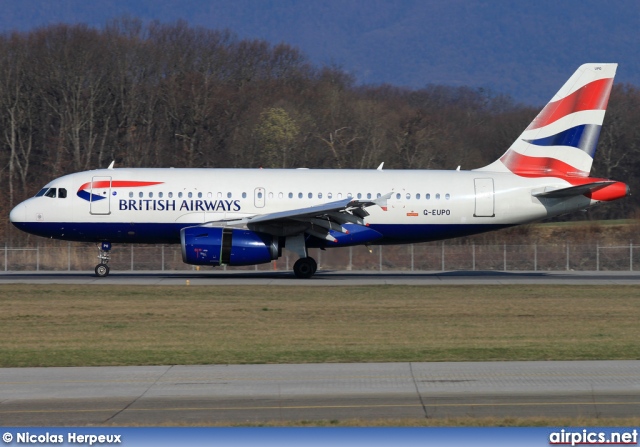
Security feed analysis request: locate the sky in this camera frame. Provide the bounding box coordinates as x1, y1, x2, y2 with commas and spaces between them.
1, 0, 639, 105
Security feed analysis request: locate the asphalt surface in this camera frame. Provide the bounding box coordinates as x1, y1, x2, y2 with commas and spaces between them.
3, 269, 640, 285
1, 361, 639, 425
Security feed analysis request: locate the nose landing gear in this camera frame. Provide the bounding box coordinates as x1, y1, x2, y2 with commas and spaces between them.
95, 242, 111, 277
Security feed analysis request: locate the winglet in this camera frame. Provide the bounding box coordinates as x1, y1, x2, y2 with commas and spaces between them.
373, 192, 393, 209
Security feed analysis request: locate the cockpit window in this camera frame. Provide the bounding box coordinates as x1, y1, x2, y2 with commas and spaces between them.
36, 187, 67, 198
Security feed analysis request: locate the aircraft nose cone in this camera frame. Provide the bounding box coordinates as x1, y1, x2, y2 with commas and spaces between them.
9, 203, 25, 224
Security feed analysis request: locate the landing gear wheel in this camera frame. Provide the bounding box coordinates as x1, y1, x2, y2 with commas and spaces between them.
95, 242, 112, 278
95, 263, 110, 277
293, 257, 317, 279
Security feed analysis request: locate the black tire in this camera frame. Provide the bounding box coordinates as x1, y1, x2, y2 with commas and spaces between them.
293, 257, 316, 279
95, 263, 110, 277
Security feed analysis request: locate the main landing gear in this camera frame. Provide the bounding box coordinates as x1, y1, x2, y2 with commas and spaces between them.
95, 242, 111, 277
293, 257, 317, 279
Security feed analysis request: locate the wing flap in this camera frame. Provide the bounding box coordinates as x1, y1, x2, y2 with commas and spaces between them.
202, 193, 391, 243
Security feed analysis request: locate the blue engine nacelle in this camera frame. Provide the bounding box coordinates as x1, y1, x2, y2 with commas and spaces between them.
181, 226, 279, 266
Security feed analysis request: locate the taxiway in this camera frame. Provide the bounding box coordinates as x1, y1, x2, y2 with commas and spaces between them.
2, 269, 640, 285
1, 361, 639, 425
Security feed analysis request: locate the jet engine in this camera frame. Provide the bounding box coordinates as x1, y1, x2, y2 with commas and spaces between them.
181, 226, 279, 266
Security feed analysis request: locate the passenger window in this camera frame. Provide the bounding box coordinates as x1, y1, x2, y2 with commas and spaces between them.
357, 193, 362, 199
139, 192, 143, 198
217, 192, 222, 198
416, 193, 421, 199
149, 192, 154, 198
445, 193, 450, 200
279, 192, 283, 199
426, 193, 431, 200
228, 192, 233, 198
188, 192, 193, 198
406, 193, 411, 200
268, 192, 273, 199
338, 193, 343, 199
197, 192, 202, 198
367, 193, 371, 199
318, 193, 322, 199
242, 192, 247, 199
328, 192, 333, 199
308, 192, 313, 199
377, 193, 381, 198
396, 193, 401, 200
178, 192, 183, 198
58, 188, 67, 198
45, 188, 57, 198
347, 193, 353, 198
169, 192, 173, 198
288, 192, 293, 199
207, 192, 212, 198
436, 193, 441, 200
298, 192, 303, 199
129, 192, 134, 198
159, 192, 164, 198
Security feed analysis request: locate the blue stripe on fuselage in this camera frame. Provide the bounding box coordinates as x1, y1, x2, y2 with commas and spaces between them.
12, 221, 513, 245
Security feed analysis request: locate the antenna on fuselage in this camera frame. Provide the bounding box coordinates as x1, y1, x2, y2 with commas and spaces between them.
377, 162, 384, 171
107, 161, 115, 170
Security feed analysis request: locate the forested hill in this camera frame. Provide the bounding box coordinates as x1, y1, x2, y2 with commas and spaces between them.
1, 0, 639, 105
1, 21, 639, 242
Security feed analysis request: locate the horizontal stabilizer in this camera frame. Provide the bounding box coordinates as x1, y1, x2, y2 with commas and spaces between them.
532, 181, 615, 198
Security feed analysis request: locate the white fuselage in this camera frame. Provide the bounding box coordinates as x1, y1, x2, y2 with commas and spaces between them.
10, 167, 595, 245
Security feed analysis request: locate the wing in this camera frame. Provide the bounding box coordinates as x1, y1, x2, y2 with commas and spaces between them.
204, 193, 391, 243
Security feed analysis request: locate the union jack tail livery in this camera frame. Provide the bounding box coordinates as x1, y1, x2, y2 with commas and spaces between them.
480, 63, 617, 179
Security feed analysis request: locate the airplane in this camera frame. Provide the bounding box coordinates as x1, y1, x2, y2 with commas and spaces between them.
9, 63, 629, 278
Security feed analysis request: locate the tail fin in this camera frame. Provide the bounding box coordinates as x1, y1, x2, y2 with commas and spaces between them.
478, 63, 617, 178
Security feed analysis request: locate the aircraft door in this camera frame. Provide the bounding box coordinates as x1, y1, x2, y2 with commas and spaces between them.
90, 176, 112, 215
254, 187, 266, 208
473, 178, 495, 217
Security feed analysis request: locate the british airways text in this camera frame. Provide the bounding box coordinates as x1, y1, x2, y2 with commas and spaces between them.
119, 199, 241, 212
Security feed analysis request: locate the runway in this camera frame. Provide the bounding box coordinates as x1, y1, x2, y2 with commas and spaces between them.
3, 269, 640, 285
1, 361, 639, 425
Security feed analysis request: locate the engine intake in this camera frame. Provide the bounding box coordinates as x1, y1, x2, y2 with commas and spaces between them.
181, 226, 278, 266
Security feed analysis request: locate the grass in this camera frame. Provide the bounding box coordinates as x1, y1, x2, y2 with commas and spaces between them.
1, 284, 639, 367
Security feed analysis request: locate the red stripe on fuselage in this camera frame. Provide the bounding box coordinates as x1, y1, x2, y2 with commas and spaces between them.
526, 78, 613, 131
78, 180, 164, 191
